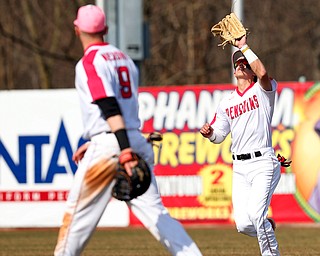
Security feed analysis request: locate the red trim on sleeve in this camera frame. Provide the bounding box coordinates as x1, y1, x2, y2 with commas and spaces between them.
210, 113, 217, 125
83, 49, 107, 101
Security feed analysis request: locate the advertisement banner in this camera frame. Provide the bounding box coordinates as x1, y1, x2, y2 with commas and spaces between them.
0, 90, 128, 227
135, 81, 320, 225
0, 82, 320, 227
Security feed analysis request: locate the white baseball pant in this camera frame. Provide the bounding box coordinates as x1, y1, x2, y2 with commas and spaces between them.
232, 147, 281, 256
54, 131, 202, 256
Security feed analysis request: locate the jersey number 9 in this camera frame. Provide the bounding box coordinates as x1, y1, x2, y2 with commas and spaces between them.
117, 66, 132, 99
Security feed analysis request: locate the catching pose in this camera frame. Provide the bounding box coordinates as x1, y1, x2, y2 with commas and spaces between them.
200, 33, 281, 255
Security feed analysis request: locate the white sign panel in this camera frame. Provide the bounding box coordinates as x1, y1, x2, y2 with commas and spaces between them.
0, 89, 128, 227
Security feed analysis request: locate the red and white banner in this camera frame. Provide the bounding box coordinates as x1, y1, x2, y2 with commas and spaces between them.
0, 82, 320, 227
136, 82, 320, 225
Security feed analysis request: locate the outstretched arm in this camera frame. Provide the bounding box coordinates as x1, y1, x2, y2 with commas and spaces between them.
235, 37, 272, 91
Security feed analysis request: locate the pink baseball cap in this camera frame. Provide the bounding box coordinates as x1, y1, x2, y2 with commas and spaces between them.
74, 4, 106, 33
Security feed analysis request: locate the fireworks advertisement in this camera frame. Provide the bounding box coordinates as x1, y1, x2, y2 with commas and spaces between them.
0, 82, 319, 227
136, 81, 320, 225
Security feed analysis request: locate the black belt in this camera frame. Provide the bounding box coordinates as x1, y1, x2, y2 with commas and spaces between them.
232, 151, 262, 161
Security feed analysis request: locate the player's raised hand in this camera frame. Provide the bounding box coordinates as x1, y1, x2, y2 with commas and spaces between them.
235, 35, 247, 49
200, 123, 214, 138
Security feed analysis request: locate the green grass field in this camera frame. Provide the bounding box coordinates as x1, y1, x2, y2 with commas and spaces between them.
0, 225, 319, 256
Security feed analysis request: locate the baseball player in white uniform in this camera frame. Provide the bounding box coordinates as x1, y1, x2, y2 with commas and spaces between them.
200, 36, 281, 256
54, 4, 202, 256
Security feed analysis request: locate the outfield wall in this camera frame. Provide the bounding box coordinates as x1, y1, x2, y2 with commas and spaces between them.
0, 82, 320, 227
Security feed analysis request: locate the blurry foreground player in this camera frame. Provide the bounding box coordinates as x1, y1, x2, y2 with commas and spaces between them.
54, 4, 202, 256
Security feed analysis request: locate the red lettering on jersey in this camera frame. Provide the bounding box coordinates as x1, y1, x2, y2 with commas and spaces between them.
249, 97, 256, 110
226, 94, 260, 120
102, 51, 127, 61
245, 99, 250, 112
238, 103, 243, 115
234, 104, 239, 118
230, 107, 234, 119
253, 95, 259, 107
225, 109, 229, 118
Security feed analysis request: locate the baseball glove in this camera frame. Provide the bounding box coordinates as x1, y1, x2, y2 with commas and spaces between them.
277, 154, 292, 167
211, 12, 248, 49
146, 132, 163, 148
147, 132, 163, 143
112, 153, 151, 201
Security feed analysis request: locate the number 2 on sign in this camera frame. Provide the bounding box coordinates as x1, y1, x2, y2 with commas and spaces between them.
211, 170, 223, 185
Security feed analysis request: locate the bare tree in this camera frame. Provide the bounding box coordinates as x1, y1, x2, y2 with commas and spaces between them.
0, 0, 319, 90
0, 0, 93, 90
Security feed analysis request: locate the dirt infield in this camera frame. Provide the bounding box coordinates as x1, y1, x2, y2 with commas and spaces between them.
0, 225, 319, 255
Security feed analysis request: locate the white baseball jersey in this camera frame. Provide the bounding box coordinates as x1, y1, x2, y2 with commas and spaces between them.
210, 79, 281, 256
210, 80, 277, 154
75, 43, 141, 139
55, 42, 203, 256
